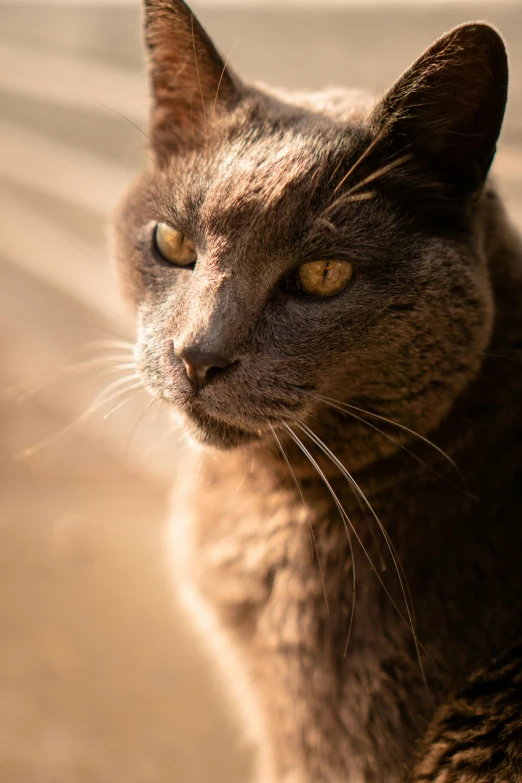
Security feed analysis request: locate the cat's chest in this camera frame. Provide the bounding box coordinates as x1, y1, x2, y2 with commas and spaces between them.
169, 456, 316, 612
167, 452, 443, 780
168, 452, 392, 653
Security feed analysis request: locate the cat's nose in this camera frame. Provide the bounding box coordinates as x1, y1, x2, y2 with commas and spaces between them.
176, 344, 234, 389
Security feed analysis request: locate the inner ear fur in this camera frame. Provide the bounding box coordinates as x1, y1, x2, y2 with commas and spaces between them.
143, 0, 241, 160
370, 23, 509, 195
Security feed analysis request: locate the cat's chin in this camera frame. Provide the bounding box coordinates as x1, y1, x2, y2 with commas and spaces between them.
177, 408, 261, 451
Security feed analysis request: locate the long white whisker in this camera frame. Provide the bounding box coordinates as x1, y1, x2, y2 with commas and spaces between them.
284, 423, 425, 660
124, 396, 157, 457
316, 395, 475, 500
90, 382, 144, 416
112, 363, 137, 371
103, 396, 136, 420
284, 423, 356, 654
92, 373, 141, 401
13, 376, 143, 460
75, 340, 135, 353
269, 423, 330, 618
293, 418, 426, 683
316, 394, 464, 482
141, 403, 179, 458
11, 355, 136, 405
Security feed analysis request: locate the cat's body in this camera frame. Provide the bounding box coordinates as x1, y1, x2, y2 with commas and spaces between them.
114, 3, 522, 780
171, 209, 522, 780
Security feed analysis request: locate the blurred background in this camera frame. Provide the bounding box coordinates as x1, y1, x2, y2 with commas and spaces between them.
1, 0, 522, 781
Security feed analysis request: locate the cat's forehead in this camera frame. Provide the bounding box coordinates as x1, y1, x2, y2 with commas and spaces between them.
195, 123, 351, 241
157, 113, 368, 251
206, 132, 321, 209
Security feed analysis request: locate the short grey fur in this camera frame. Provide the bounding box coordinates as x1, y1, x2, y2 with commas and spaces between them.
113, 3, 522, 780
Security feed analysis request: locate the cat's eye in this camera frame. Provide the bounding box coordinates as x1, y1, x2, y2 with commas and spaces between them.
295, 260, 354, 297
155, 222, 197, 267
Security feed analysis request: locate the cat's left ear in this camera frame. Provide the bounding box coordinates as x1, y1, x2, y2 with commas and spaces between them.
370, 23, 508, 194
143, 0, 242, 161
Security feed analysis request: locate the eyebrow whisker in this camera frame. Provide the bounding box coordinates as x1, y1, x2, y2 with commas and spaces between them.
331, 118, 392, 195
344, 154, 412, 197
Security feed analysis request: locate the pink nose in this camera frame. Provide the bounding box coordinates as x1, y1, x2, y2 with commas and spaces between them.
175, 343, 233, 389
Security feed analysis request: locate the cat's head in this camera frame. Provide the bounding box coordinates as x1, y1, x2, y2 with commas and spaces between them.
113, 0, 508, 452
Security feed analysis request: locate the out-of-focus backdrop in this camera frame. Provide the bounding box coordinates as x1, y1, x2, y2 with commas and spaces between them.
1, 1, 522, 781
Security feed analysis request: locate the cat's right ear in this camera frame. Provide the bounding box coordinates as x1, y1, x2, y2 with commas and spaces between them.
143, 0, 242, 162
369, 23, 508, 196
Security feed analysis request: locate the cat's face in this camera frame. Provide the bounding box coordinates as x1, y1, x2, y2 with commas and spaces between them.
113, 1, 507, 451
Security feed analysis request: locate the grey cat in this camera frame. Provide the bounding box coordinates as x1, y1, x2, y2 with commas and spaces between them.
113, 1, 522, 780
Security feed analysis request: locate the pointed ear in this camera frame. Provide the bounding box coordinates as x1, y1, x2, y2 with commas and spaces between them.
370, 23, 508, 195
143, 0, 242, 160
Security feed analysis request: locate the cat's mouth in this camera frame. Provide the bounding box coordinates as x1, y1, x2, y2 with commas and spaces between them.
141, 348, 305, 449
179, 404, 265, 450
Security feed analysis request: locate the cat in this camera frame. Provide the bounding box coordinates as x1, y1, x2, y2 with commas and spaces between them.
113, 1, 522, 781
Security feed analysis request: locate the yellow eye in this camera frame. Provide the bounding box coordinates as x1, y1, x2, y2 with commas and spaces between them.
296, 260, 353, 297
155, 223, 197, 266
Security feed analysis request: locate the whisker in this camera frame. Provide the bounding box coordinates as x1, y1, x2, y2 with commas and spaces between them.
124, 396, 157, 458
128, 141, 160, 169
342, 191, 376, 202
316, 394, 464, 482
11, 355, 135, 405
293, 418, 426, 683
450, 345, 522, 365
269, 423, 330, 618
285, 421, 431, 668
315, 395, 476, 500
315, 217, 338, 234
92, 373, 142, 401
12, 375, 143, 460
343, 154, 412, 197
112, 363, 138, 371
320, 190, 378, 220
324, 151, 411, 221
235, 469, 248, 492
191, 14, 209, 157
92, 101, 158, 168
93, 101, 154, 147
75, 339, 135, 353
142, 402, 179, 457
103, 396, 135, 420
213, 38, 239, 115
283, 423, 355, 654
328, 116, 392, 193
